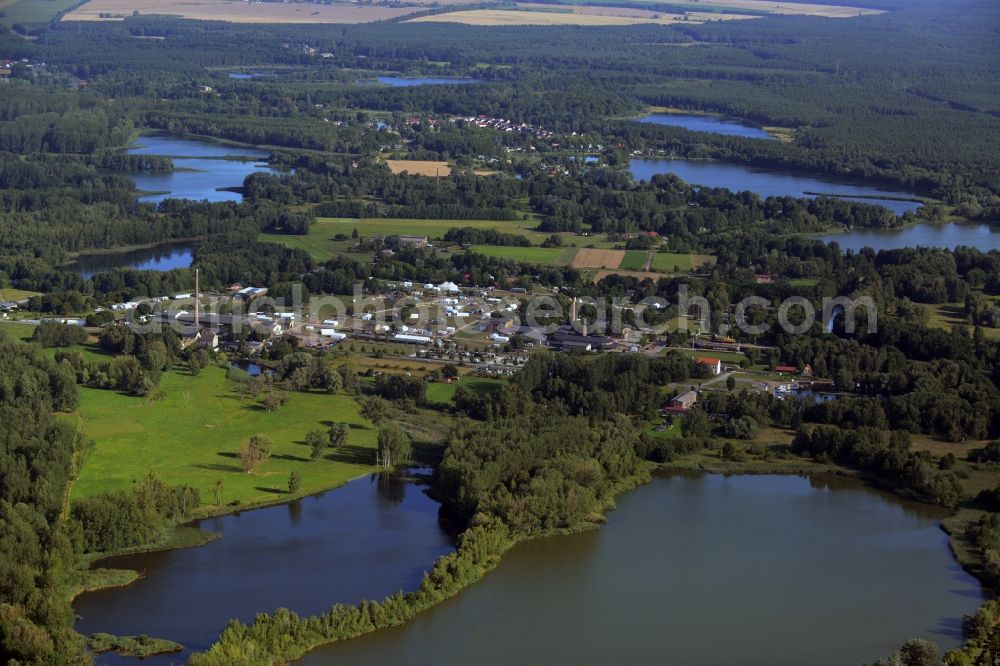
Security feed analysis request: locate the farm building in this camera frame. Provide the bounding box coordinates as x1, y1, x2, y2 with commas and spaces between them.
399, 235, 429, 247
236, 286, 268, 300
486, 316, 516, 335
394, 333, 432, 344
198, 329, 220, 351
696, 356, 722, 375
436, 281, 460, 293
665, 391, 698, 414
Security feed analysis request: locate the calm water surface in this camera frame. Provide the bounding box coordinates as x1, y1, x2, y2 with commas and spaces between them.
638, 113, 774, 139
126, 135, 278, 204
73, 470, 454, 664
376, 76, 482, 87
76, 135, 278, 275
820, 222, 1000, 252
629, 158, 922, 215
302, 472, 982, 666
71, 245, 195, 278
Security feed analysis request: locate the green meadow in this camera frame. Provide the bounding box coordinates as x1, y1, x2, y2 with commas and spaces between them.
260, 217, 617, 263
424, 376, 503, 404
3, 0, 80, 23
650, 252, 716, 272
71, 366, 378, 512
470, 244, 577, 265
0, 319, 36, 341
619, 251, 649, 270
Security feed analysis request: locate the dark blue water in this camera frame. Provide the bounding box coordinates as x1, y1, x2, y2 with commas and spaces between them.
127, 136, 269, 160
126, 136, 278, 204
820, 222, 1000, 252
629, 159, 923, 215
73, 469, 453, 664
376, 76, 482, 87
72, 245, 195, 278
638, 113, 774, 139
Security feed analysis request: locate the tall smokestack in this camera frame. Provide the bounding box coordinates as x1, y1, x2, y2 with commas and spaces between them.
570, 297, 577, 326
194, 268, 200, 329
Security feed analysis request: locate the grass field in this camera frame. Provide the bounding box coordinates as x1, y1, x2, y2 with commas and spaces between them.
927, 302, 1000, 341
618, 251, 649, 271
261, 218, 629, 266
261, 217, 543, 262
64, 0, 418, 22
471, 244, 577, 265
71, 366, 379, 512
675, 348, 747, 364
650, 252, 716, 272
0, 287, 41, 301
3, 0, 81, 23
258, 231, 361, 263
0, 319, 36, 341
425, 376, 503, 404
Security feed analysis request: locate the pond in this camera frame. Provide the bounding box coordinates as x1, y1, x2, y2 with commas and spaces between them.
301, 472, 982, 666
229, 360, 273, 377
628, 158, 923, 215
126, 135, 279, 204
819, 222, 1000, 253
375, 76, 483, 87
637, 113, 774, 140
73, 469, 454, 665
227, 72, 275, 79
70, 244, 196, 279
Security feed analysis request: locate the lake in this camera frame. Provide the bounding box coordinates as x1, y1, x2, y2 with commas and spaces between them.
73, 469, 454, 665
638, 113, 774, 140
301, 472, 982, 666
126, 135, 278, 204
819, 222, 1000, 253
376, 76, 482, 87
629, 158, 923, 215
71, 244, 196, 279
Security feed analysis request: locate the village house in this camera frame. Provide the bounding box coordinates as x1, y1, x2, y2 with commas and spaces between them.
696, 356, 723, 375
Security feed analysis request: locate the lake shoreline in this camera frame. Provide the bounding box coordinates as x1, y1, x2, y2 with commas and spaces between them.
73, 452, 991, 665
64, 238, 204, 261
291, 463, 984, 666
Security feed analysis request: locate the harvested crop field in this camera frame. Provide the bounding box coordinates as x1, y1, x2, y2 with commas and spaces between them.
408, 9, 687, 26
571, 248, 626, 269
64, 0, 419, 23
636, 0, 883, 17
386, 160, 452, 177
